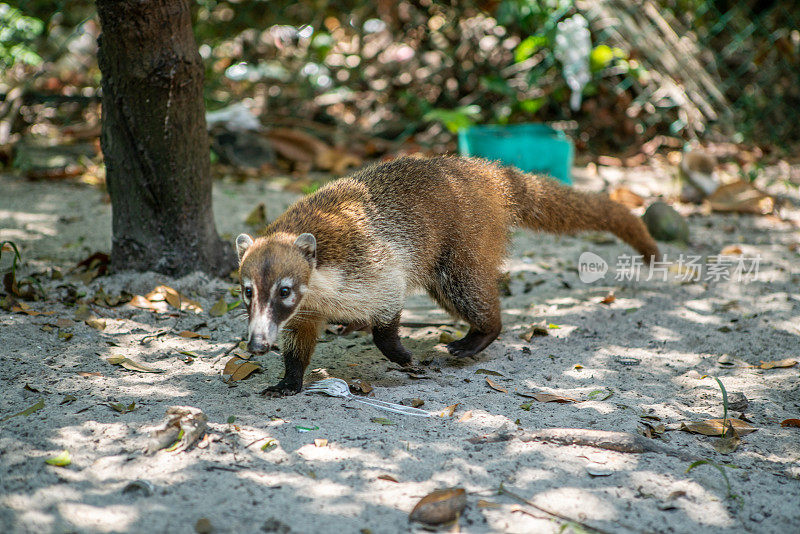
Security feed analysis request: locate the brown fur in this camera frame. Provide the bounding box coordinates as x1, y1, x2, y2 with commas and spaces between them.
237, 156, 659, 395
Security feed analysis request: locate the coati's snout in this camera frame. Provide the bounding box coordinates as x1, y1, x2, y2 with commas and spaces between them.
235, 232, 316, 354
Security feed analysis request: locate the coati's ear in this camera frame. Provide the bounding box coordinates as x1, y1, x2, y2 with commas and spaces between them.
294, 233, 316, 264
236, 234, 254, 262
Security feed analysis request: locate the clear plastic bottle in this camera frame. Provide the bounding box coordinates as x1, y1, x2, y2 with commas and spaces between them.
554, 14, 592, 111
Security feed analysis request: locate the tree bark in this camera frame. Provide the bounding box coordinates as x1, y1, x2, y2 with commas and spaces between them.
96, 0, 235, 276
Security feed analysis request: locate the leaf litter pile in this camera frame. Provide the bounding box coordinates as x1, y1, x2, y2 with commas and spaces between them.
2, 164, 800, 533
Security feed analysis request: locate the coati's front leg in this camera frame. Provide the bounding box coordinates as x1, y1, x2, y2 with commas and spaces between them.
372, 311, 412, 366
261, 315, 323, 397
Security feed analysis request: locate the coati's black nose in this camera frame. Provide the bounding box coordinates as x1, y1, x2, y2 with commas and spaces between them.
248, 337, 269, 354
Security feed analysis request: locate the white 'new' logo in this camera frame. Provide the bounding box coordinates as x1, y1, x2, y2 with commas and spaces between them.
578, 252, 608, 283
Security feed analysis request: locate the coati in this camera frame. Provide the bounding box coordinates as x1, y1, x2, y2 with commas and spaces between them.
236, 156, 659, 396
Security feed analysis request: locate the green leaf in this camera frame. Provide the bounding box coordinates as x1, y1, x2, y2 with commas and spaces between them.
45, 450, 71, 467
164, 429, 185, 452
261, 439, 277, 452
227, 415, 236, 424
108, 402, 136, 413
226, 300, 242, 312
520, 402, 533, 411
519, 98, 545, 115
1, 398, 44, 422
209, 297, 228, 317
371, 417, 395, 426
588, 389, 614, 401
590, 44, 615, 71
515, 35, 547, 63
423, 106, 480, 133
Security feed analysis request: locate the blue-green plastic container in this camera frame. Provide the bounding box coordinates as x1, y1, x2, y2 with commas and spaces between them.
458, 123, 573, 184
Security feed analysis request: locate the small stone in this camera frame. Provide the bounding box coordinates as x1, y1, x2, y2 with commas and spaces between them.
262, 517, 291, 533
122, 479, 154, 497
642, 201, 689, 243
195, 518, 213, 534
717, 354, 735, 367
727, 391, 748, 412
750, 513, 764, 523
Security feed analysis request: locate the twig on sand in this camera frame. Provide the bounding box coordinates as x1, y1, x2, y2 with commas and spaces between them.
519, 428, 698, 462
499, 483, 616, 534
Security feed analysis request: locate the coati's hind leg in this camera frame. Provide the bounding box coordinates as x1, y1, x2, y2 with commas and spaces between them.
372, 311, 412, 366
428, 268, 502, 358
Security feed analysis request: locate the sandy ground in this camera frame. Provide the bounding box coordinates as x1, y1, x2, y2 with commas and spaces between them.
1, 163, 799, 534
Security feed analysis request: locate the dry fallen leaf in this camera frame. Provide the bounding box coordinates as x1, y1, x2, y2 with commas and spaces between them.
11, 302, 53, 316
348, 379, 373, 395
146, 285, 202, 312
377, 474, 399, 483
680, 418, 756, 436
520, 324, 548, 341
477, 499, 501, 509
106, 356, 164, 373
527, 392, 578, 403
314, 438, 328, 447
486, 377, 508, 393
759, 359, 797, 370
222, 356, 261, 382
780, 419, 800, 428
458, 410, 474, 422
78, 371, 101, 378
609, 187, 645, 209
439, 404, 460, 418
707, 180, 774, 214
85, 318, 106, 330
178, 330, 210, 339
600, 291, 616, 304
129, 295, 157, 310
475, 369, 504, 377
720, 245, 743, 256
409, 488, 467, 525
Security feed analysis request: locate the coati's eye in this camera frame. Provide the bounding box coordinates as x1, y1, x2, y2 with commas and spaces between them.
243, 286, 253, 300
279, 286, 291, 298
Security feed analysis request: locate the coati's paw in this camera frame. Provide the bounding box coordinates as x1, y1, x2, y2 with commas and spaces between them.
446, 340, 482, 358
384, 348, 413, 367
446, 328, 500, 358
260, 380, 302, 397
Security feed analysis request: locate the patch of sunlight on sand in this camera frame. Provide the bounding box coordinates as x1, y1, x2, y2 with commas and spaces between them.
58, 502, 138, 532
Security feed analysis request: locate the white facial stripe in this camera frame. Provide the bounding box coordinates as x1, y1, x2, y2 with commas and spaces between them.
274, 277, 297, 306
248, 302, 278, 346
278, 277, 294, 289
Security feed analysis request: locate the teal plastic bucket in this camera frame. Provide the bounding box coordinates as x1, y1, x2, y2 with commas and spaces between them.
458, 123, 573, 184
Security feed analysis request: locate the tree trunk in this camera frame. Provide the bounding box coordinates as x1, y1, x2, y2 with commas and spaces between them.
96, 0, 235, 276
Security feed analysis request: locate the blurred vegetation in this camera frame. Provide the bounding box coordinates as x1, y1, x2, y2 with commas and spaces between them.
1, 0, 798, 160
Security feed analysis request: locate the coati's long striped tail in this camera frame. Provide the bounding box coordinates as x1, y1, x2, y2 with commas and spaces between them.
506, 168, 660, 262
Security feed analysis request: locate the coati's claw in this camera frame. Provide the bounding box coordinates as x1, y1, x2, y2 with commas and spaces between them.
446, 342, 479, 358
260, 380, 302, 397
446, 328, 500, 358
